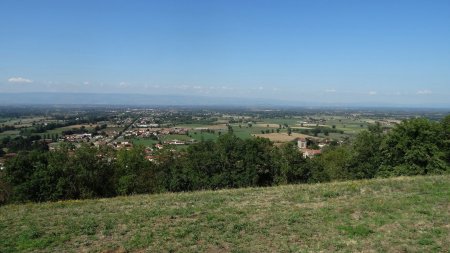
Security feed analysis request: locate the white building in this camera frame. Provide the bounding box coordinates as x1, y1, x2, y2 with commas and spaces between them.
297, 138, 307, 149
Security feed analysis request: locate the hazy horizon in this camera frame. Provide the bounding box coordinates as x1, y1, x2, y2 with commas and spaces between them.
0, 92, 449, 109
1, 0, 450, 106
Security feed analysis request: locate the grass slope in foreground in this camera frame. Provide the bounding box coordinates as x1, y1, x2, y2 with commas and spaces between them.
1, 175, 449, 252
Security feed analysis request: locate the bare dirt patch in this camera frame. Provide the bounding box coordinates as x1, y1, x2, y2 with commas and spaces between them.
253, 132, 315, 142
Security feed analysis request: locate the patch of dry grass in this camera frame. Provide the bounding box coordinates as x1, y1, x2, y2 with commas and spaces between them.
253, 132, 316, 142
254, 123, 280, 128
1, 175, 449, 252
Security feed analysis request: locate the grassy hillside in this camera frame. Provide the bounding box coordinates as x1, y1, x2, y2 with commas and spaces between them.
1, 175, 449, 252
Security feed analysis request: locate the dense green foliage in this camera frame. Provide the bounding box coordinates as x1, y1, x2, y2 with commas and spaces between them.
1, 135, 49, 153
313, 117, 449, 181
1, 116, 448, 203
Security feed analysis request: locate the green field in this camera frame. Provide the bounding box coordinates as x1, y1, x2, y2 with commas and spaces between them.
0, 130, 20, 137
189, 132, 219, 141
260, 118, 300, 126
45, 125, 97, 135
1, 116, 47, 127
1, 175, 449, 252
231, 126, 268, 139
0, 124, 99, 139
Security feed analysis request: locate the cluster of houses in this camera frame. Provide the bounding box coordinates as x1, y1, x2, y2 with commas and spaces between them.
144, 146, 160, 162
42, 125, 194, 158
114, 117, 135, 128
378, 119, 401, 126
62, 133, 93, 142
123, 129, 156, 138
134, 116, 159, 128
47, 133, 114, 150
111, 141, 133, 150
298, 122, 326, 127
165, 139, 185, 145
297, 138, 323, 158
123, 127, 189, 139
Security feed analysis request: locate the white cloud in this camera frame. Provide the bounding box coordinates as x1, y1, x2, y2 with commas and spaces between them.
83, 81, 89, 85
8, 77, 33, 83
417, 90, 432, 95
325, 89, 336, 93
368, 91, 377, 95
177, 85, 189, 90
119, 81, 130, 87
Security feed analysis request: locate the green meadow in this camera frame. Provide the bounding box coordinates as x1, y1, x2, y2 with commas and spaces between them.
1, 175, 449, 252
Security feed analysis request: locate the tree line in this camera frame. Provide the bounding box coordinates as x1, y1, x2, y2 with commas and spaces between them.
0, 116, 449, 204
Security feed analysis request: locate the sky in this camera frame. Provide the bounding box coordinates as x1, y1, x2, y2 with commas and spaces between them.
1, 0, 450, 106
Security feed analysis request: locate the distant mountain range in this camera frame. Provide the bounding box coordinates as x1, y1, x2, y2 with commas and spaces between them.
0, 92, 449, 109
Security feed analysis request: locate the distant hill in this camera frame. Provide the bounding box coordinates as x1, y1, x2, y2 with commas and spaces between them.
1, 92, 449, 108
1, 175, 449, 252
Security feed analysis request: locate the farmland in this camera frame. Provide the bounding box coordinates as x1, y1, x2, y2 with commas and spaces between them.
0, 106, 447, 157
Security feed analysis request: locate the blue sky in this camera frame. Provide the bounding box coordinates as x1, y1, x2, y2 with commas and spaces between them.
1, 0, 449, 106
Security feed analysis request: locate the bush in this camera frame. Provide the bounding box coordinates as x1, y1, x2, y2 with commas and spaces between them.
0, 171, 12, 204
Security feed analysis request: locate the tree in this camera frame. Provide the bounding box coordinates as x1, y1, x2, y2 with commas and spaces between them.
227, 125, 233, 134
115, 145, 156, 195
441, 115, 450, 166
241, 137, 277, 187
274, 142, 308, 184
0, 170, 12, 204
348, 127, 383, 179
312, 128, 319, 137
4, 150, 49, 201
70, 144, 116, 198
312, 145, 353, 181
378, 118, 447, 176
